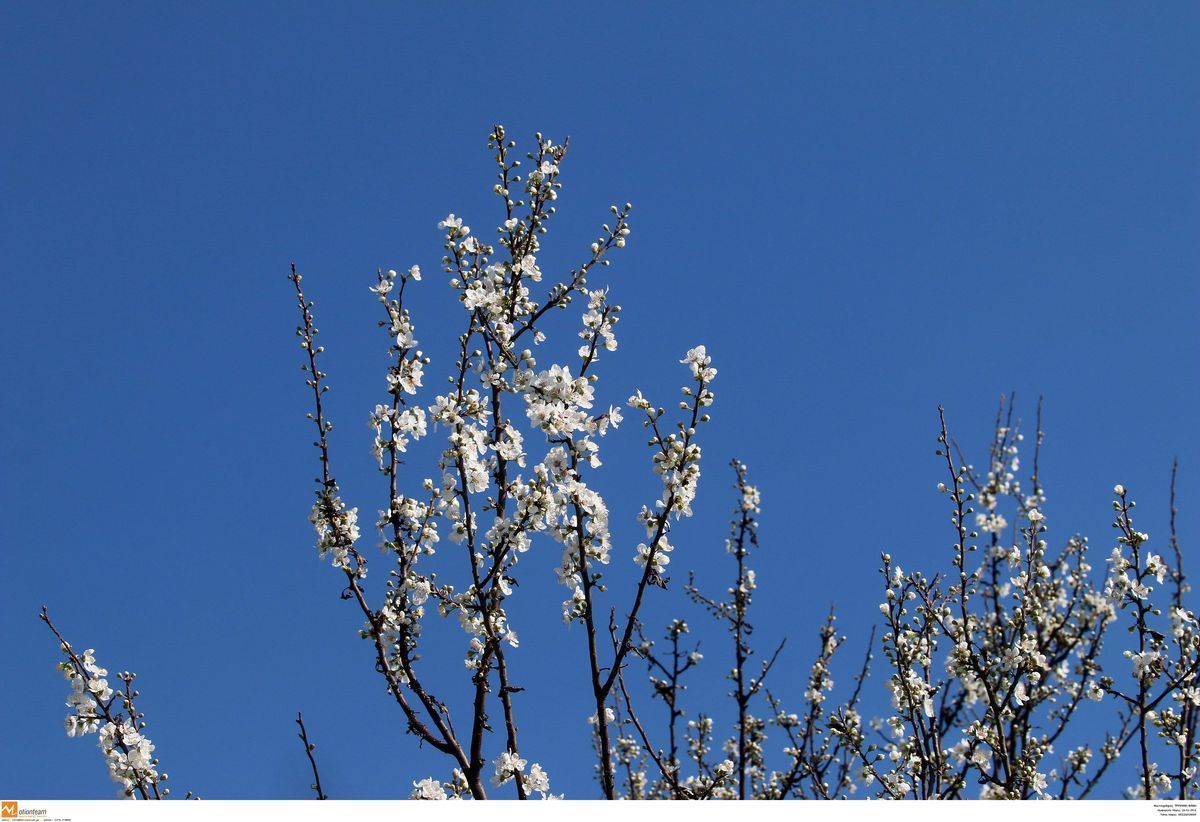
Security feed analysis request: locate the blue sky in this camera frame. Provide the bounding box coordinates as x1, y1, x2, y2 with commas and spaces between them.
3, 1, 1198, 800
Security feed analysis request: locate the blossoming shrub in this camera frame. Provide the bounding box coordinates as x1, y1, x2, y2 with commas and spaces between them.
41, 127, 1193, 801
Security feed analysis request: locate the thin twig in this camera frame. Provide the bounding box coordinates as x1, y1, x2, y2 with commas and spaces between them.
295, 712, 328, 800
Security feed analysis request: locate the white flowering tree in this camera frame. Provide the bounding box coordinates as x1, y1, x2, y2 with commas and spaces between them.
41, 127, 1194, 801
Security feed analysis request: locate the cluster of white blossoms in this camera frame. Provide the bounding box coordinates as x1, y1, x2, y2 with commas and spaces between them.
98, 720, 158, 798
371, 404, 427, 464
50, 631, 169, 800
519, 364, 596, 437
492, 751, 556, 799
62, 647, 108, 738
577, 288, 618, 362
409, 769, 471, 801
625, 350, 714, 533
409, 753, 557, 800
410, 777, 451, 801
308, 491, 361, 573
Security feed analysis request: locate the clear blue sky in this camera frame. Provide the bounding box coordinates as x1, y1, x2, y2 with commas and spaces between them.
3, 1, 1197, 800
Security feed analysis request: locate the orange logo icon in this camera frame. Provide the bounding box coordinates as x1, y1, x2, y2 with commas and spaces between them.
0, 801, 17, 819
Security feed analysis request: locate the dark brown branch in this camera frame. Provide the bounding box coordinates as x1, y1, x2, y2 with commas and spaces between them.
295, 712, 327, 800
